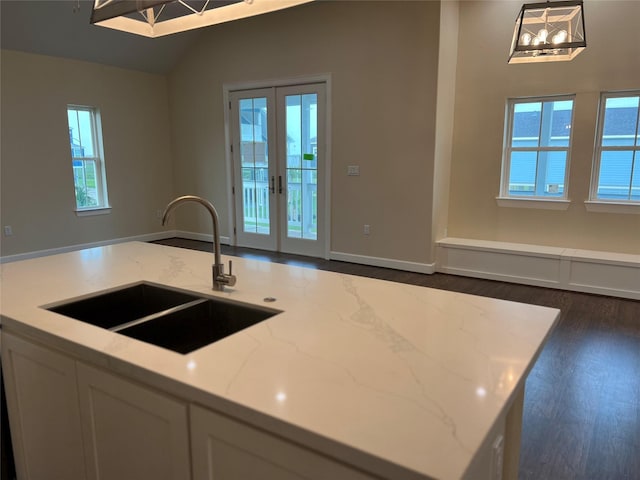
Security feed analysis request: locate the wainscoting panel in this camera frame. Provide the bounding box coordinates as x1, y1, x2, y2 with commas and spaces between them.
437, 238, 640, 300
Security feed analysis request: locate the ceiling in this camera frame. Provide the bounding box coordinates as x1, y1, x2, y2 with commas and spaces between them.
0, 0, 206, 74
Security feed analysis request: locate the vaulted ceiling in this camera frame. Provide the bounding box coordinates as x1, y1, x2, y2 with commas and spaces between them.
0, 0, 205, 74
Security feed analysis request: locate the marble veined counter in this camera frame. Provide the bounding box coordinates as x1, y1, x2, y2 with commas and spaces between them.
0, 242, 559, 479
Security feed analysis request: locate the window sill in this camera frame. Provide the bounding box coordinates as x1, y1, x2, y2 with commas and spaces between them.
584, 201, 640, 215
495, 197, 570, 210
74, 207, 112, 217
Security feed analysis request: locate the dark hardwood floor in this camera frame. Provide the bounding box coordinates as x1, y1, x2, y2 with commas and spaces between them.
153, 238, 640, 480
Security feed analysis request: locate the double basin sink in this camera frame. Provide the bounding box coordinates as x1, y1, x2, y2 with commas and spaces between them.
46, 283, 280, 354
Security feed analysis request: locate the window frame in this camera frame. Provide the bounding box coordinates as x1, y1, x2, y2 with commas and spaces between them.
67, 105, 110, 213
499, 94, 576, 205
589, 90, 640, 207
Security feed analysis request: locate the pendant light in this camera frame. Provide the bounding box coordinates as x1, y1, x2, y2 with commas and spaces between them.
509, 0, 586, 64
90, 0, 313, 38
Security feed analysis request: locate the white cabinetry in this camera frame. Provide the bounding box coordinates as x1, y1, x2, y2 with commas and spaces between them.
2, 333, 190, 480
4, 333, 406, 480
1, 332, 86, 480
190, 405, 376, 480
76, 362, 190, 480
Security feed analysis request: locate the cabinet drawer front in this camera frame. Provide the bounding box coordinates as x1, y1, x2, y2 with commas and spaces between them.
190, 405, 377, 480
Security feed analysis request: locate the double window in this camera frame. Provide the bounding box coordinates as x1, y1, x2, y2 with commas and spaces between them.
591, 91, 640, 202
500, 95, 575, 200
67, 105, 109, 211
501, 91, 640, 209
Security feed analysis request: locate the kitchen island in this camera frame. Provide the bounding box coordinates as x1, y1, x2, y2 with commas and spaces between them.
0, 241, 559, 480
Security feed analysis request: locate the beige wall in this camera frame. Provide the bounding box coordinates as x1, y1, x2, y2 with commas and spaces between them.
3, 0, 636, 261
432, 1, 459, 259
448, 0, 640, 254
168, 1, 441, 264
0, 50, 174, 256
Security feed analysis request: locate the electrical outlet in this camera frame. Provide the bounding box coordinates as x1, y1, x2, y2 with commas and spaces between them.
3, 225, 13, 236
347, 165, 360, 176
156, 210, 163, 219
363, 224, 370, 235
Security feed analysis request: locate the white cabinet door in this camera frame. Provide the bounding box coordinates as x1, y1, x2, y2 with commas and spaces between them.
76, 363, 191, 480
190, 405, 376, 480
1, 333, 86, 480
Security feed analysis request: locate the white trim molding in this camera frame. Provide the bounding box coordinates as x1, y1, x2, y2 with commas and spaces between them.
584, 201, 640, 215
173, 230, 231, 246
1, 231, 233, 264
223, 73, 333, 260
0, 231, 174, 264
437, 237, 640, 300
74, 207, 112, 217
496, 197, 571, 210
330, 251, 435, 275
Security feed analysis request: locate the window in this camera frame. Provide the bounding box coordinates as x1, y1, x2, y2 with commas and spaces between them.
67, 105, 109, 211
500, 95, 575, 200
591, 91, 640, 203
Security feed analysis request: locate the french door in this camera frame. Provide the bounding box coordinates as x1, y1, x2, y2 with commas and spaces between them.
229, 83, 326, 257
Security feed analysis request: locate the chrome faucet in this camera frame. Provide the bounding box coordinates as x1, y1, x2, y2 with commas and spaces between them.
162, 195, 236, 291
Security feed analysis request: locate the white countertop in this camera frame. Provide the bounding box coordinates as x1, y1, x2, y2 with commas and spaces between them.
0, 242, 559, 480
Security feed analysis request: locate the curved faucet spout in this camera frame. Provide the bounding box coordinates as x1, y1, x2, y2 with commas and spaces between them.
162, 195, 221, 264
162, 195, 236, 290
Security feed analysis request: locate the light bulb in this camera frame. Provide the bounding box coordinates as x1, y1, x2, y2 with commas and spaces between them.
520, 32, 532, 46
533, 37, 541, 46
537, 28, 549, 42
552, 29, 568, 45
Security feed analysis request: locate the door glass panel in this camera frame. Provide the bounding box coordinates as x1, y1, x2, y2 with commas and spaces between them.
239, 97, 270, 234
285, 94, 318, 240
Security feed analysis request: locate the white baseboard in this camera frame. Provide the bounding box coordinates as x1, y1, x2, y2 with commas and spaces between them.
330, 251, 435, 274
437, 237, 640, 300
174, 230, 231, 245
0, 230, 236, 264
0, 231, 177, 264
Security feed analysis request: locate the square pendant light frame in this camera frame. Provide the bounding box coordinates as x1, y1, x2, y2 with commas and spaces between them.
90, 0, 314, 38
509, 0, 586, 64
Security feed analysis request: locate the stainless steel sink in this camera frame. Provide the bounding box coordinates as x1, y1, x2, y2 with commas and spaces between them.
45, 282, 280, 354
116, 298, 277, 354
47, 283, 201, 329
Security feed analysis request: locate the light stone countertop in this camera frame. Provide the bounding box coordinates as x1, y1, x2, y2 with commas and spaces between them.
0, 241, 559, 480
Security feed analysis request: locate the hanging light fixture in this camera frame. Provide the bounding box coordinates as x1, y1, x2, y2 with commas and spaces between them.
90, 0, 314, 38
508, 0, 586, 64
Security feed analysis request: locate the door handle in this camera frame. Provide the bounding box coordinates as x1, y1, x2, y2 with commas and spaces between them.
278, 175, 283, 194
270, 176, 275, 194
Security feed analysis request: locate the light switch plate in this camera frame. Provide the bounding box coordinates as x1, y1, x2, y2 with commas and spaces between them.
347, 165, 360, 176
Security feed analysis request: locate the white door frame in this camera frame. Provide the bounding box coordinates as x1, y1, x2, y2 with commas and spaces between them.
229, 88, 278, 251
223, 74, 332, 259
